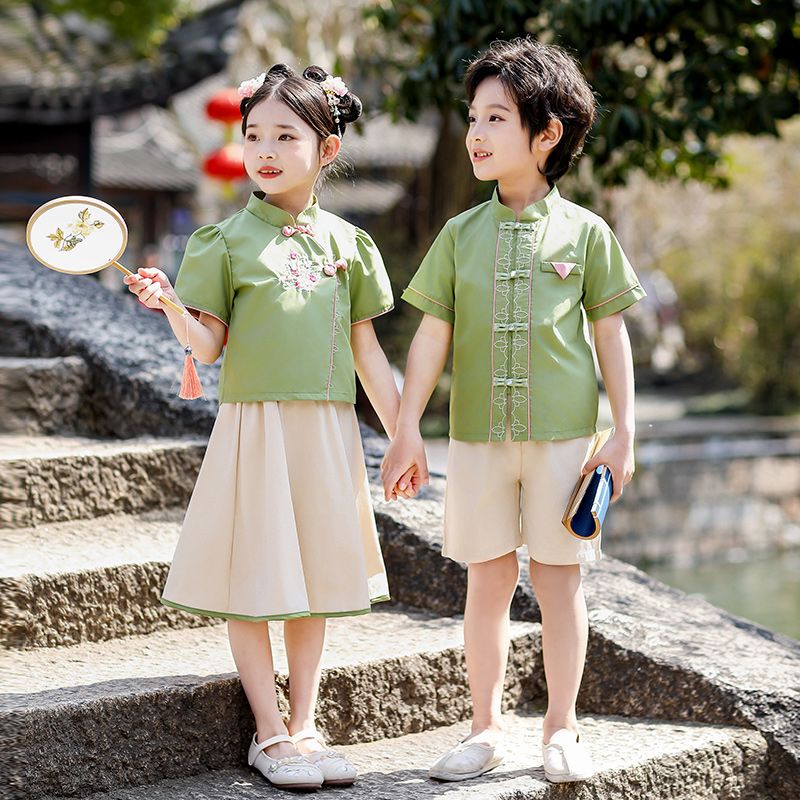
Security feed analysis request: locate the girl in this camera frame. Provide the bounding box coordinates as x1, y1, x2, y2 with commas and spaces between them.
126, 64, 402, 792
381, 38, 646, 784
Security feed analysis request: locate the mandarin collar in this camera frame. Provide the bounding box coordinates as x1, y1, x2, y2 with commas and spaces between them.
245, 192, 320, 228
491, 184, 560, 223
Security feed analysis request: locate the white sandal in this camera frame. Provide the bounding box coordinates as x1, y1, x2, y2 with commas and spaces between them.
429, 735, 504, 781
542, 728, 594, 783
291, 729, 357, 786
248, 733, 324, 791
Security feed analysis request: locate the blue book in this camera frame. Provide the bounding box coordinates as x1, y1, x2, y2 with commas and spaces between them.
561, 428, 614, 540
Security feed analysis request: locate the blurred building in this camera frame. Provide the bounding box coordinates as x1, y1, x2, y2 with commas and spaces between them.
0, 1, 438, 272
0, 0, 242, 253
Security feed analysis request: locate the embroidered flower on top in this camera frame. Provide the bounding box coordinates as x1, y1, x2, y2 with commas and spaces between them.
276, 251, 323, 291
238, 73, 266, 98
276, 252, 346, 291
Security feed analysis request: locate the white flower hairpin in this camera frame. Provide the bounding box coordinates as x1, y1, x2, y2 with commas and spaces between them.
238, 73, 266, 98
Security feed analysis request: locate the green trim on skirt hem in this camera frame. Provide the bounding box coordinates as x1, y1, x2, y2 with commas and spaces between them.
160, 594, 391, 622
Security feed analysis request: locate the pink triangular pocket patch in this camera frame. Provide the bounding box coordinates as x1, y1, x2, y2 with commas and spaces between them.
552, 261, 576, 279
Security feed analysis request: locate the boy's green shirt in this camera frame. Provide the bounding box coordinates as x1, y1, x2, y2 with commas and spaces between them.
175, 192, 394, 403
402, 186, 646, 441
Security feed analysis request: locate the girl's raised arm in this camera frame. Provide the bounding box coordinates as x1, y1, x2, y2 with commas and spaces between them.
124, 267, 227, 364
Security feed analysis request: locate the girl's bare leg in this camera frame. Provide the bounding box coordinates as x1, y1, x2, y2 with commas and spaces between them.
284, 616, 327, 754
228, 619, 295, 758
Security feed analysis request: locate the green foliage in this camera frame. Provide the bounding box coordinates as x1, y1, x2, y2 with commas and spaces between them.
34, 0, 189, 55
650, 120, 800, 413
733, 249, 800, 413
363, 0, 800, 188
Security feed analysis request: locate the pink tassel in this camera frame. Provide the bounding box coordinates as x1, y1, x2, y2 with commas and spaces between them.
179, 315, 204, 400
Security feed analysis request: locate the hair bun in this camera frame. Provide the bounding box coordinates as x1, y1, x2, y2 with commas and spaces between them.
302, 64, 362, 128
337, 92, 362, 125
302, 65, 327, 83
268, 63, 295, 79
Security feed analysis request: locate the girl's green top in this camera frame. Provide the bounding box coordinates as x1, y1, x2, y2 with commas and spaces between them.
402, 186, 646, 442
175, 192, 394, 403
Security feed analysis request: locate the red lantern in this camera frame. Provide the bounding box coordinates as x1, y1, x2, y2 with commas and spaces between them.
205, 88, 243, 124
202, 143, 247, 181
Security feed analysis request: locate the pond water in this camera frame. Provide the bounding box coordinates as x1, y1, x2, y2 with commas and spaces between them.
645, 550, 800, 641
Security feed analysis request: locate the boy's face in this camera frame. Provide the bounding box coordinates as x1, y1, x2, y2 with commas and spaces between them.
466, 76, 550, 184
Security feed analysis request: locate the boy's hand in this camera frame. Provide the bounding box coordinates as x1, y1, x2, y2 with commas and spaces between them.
581, 431, 634, 502
124, 267, 178, 310
381, 427, 429, 501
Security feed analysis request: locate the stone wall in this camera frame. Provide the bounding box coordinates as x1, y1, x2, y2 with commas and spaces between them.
607, 435, 800, 566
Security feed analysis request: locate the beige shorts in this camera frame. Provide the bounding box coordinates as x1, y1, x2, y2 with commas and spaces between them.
443, 433, 603, 566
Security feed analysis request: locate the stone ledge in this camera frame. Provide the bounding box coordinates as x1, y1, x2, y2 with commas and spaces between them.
0, 435, 206, 528
0, 355, 90, 435
0, 240, 219, 438
56, 713, 768, 800
368, 479, 800, 799
3, 610, 540, 798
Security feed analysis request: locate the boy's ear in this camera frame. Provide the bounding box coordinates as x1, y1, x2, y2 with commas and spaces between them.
320, 134, 342, 165
534, 118, 564, 153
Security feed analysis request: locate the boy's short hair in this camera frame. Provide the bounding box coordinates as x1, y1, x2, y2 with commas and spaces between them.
464, 37, 597, 184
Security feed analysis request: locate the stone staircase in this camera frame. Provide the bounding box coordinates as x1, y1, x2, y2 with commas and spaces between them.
2, 238, 799, 799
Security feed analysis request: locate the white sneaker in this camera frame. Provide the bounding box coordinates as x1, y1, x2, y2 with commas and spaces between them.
429, 735, 504, 781
542, 728, 594, 782
248, 733, 324, 790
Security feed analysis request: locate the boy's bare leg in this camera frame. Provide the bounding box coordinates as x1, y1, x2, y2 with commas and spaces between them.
465, 550, 520, 740
529, 560, 587, 743
228, 620, 295, 758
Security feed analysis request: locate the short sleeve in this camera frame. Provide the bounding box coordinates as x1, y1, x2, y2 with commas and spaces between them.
349, 228, 394, 323
582, 223, 646, 322
401, 222, 455, 324
174, 225, 233, 325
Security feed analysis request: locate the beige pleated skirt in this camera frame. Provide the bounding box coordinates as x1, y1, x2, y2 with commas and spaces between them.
161, 401, 390, 621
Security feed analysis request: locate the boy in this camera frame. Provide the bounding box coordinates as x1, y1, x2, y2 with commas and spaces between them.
382, 37, 645, 783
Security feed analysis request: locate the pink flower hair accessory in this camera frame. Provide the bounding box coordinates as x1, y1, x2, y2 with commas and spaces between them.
238, 72, 266, 99
320, 75, 348, 98
319, 74, 348, 134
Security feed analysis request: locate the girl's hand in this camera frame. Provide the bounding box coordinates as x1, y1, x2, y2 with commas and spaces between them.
581, 431, 634, 502
381, 426, 429, 501
392, 466, 421, 500
123, 267, 178, 310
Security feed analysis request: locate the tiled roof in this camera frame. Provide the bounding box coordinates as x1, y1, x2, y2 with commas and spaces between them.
346, 112, 439, 169
0, 1, 242, 124
94, 110, 200, 192
320, 179, 405, 216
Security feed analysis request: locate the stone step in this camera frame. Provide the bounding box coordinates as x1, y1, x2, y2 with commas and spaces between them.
2, 608, 541, 798
0, 433, 206, 528
0, 355, 90, 434
0, 508, 214, 649
1, 483, 531, 649
52, 712, 768, 800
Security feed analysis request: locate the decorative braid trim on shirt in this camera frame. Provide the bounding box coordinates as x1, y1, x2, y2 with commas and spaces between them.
404, 286, 454, 312
584, 284, 641, 311
326, 273, 341, 400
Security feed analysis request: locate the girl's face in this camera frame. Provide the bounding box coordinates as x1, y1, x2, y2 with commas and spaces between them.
466, 76, 552, 185
242, 95, 338, 201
